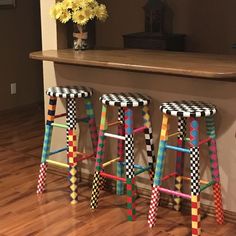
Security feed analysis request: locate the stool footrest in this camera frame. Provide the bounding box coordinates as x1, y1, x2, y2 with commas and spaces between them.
46, 159, 69, 168
103, 157, 121, 167
165, 144, 190, 153
200, 180, 215, 192
108, 120, 121, 127
157, 186, 191, 199
104, 132, 125, 140
199, 137, 212, 146
133, 126, 146, 134
135, 166, 151, 176
100, 172, 126, 182
49, 147, 67, 156
76, 152, 94, 161
55, 113, 67, 119
51, 123, 68, 129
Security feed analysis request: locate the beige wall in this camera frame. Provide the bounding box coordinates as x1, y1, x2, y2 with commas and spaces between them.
39, 1, 236, 214
96, 0, 236, 54
0, 0, 43, 111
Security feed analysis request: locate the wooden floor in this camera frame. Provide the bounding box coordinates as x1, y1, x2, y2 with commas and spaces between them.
0, 104, 236, 236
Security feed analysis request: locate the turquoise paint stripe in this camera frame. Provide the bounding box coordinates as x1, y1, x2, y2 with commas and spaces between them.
165, 145, 190, 153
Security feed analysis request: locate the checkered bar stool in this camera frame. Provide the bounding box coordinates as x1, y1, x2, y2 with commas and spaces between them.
90, 93, 155, 221
148, 101, 224, 236
36, 86, 98, 204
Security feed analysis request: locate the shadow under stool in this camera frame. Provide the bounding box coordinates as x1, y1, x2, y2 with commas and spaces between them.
148, 101, 224, 236
36, 86, 98, 204
90, 93, 156, 221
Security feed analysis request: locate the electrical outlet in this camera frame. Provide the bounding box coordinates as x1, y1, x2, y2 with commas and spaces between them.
11, 83, 16, 95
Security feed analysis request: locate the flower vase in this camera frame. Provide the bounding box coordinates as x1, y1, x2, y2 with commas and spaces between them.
73, 24, 88, 50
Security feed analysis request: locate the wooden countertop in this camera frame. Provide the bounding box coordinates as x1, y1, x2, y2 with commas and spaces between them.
30, 49, 236, 79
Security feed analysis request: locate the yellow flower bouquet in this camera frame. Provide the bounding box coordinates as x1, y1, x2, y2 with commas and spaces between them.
50, 0, 108, 50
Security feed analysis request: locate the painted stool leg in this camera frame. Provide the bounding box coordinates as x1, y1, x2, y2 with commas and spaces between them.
142, 106, 155, 183
125, 108, 136, 221
206, 117, 224, 224
189, 118, 201, 236
85, 98, 98, 156
67, 98, 78, 204
91, 105, 107, 209
37, 97, 57, 194
174, 117, 187, 211
148, 114, 169, 228
117, 107, 125, 195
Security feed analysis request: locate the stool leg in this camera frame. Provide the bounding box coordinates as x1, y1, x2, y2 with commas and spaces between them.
91, 105, 107, 209
206, 117, 224, 224
117, 107, 125, 195
189, 118, 201, 236
37, 97, 57, 194
174, 117, 187, 211
85, 98, 98, 156
148, 114, 169, 228
142, 106, 155, 183
66, 98, 78, 205
125, 108, 136, 221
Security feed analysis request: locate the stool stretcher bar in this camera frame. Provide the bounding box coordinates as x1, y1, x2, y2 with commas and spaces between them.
76, 152, 94, 161
51, 123, 68, 129
104, 132, 125, 140
200, 180, 215, 192
157, 186, 191, 199
46, 159, 69, 168
108, 121, 121, 127
199, 137, 212, 146
103, 157, 121, 168
161, 172, 177, 181
49, 147, 67, 156
55, 113, 67, 119
168, 132, 180, 138
77, 116, 89, 123
181, 176, 209, 185
133, 126, 146, 134
100, 172, 126, 182
135, 166, 151, 176
165, 144, 190, 153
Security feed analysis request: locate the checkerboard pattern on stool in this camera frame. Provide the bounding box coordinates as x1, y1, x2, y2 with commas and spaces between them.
148, 101, 224, 236
36, 86, 98, 204
90, 93, 155, 221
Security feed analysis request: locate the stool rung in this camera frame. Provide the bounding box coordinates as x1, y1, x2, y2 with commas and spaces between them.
103, 157, 121, 167
168, 132, 180, 138
46, 159, 69, 168
157, 186, 191, 199
51, 123, 68, 129
162, 172, 177, 181
165, 145, 190, 153
104, 132, 125, 140
181, 176, 209, 184
49, 147, 67, 156
108, 121, 121, 127
76, 152, 94, 161
199, 137, 212, 146
55, 113, 67, 119
135, 166, 151, 176
77, 116, 89, 123
200, 180, 215, 192
133, 126, 146, 134
100, 172, 126, 182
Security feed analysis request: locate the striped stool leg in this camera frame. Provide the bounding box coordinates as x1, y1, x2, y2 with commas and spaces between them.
206, 117, 224, 224
117, 107, 125, 195
91, 105, 107, 209
66, 98, 78, 205
174, 117, 187, 211
148, 114, 169, 228
85, 98, 98, 156
125, 108, 136, 221
37, 97, 57, 194
142, 106, 155, 183
189, 118, 201, 236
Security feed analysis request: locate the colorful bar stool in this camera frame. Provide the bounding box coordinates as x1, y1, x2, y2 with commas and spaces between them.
148, 101, 224, 236
36, 86, 98, 204
90, 93, 155, 221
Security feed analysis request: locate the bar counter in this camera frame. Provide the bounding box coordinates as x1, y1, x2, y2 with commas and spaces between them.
30, 49, 236, 219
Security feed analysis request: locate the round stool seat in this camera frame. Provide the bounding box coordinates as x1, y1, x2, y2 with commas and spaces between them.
160, 101, 216, 117
100, 93, 150, 107
46, 86, 93, 98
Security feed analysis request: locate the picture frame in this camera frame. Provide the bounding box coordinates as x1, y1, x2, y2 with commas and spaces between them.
0, 0, 16, 8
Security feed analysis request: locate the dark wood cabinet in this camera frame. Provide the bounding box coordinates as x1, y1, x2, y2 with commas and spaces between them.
123, 32, 186, 51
